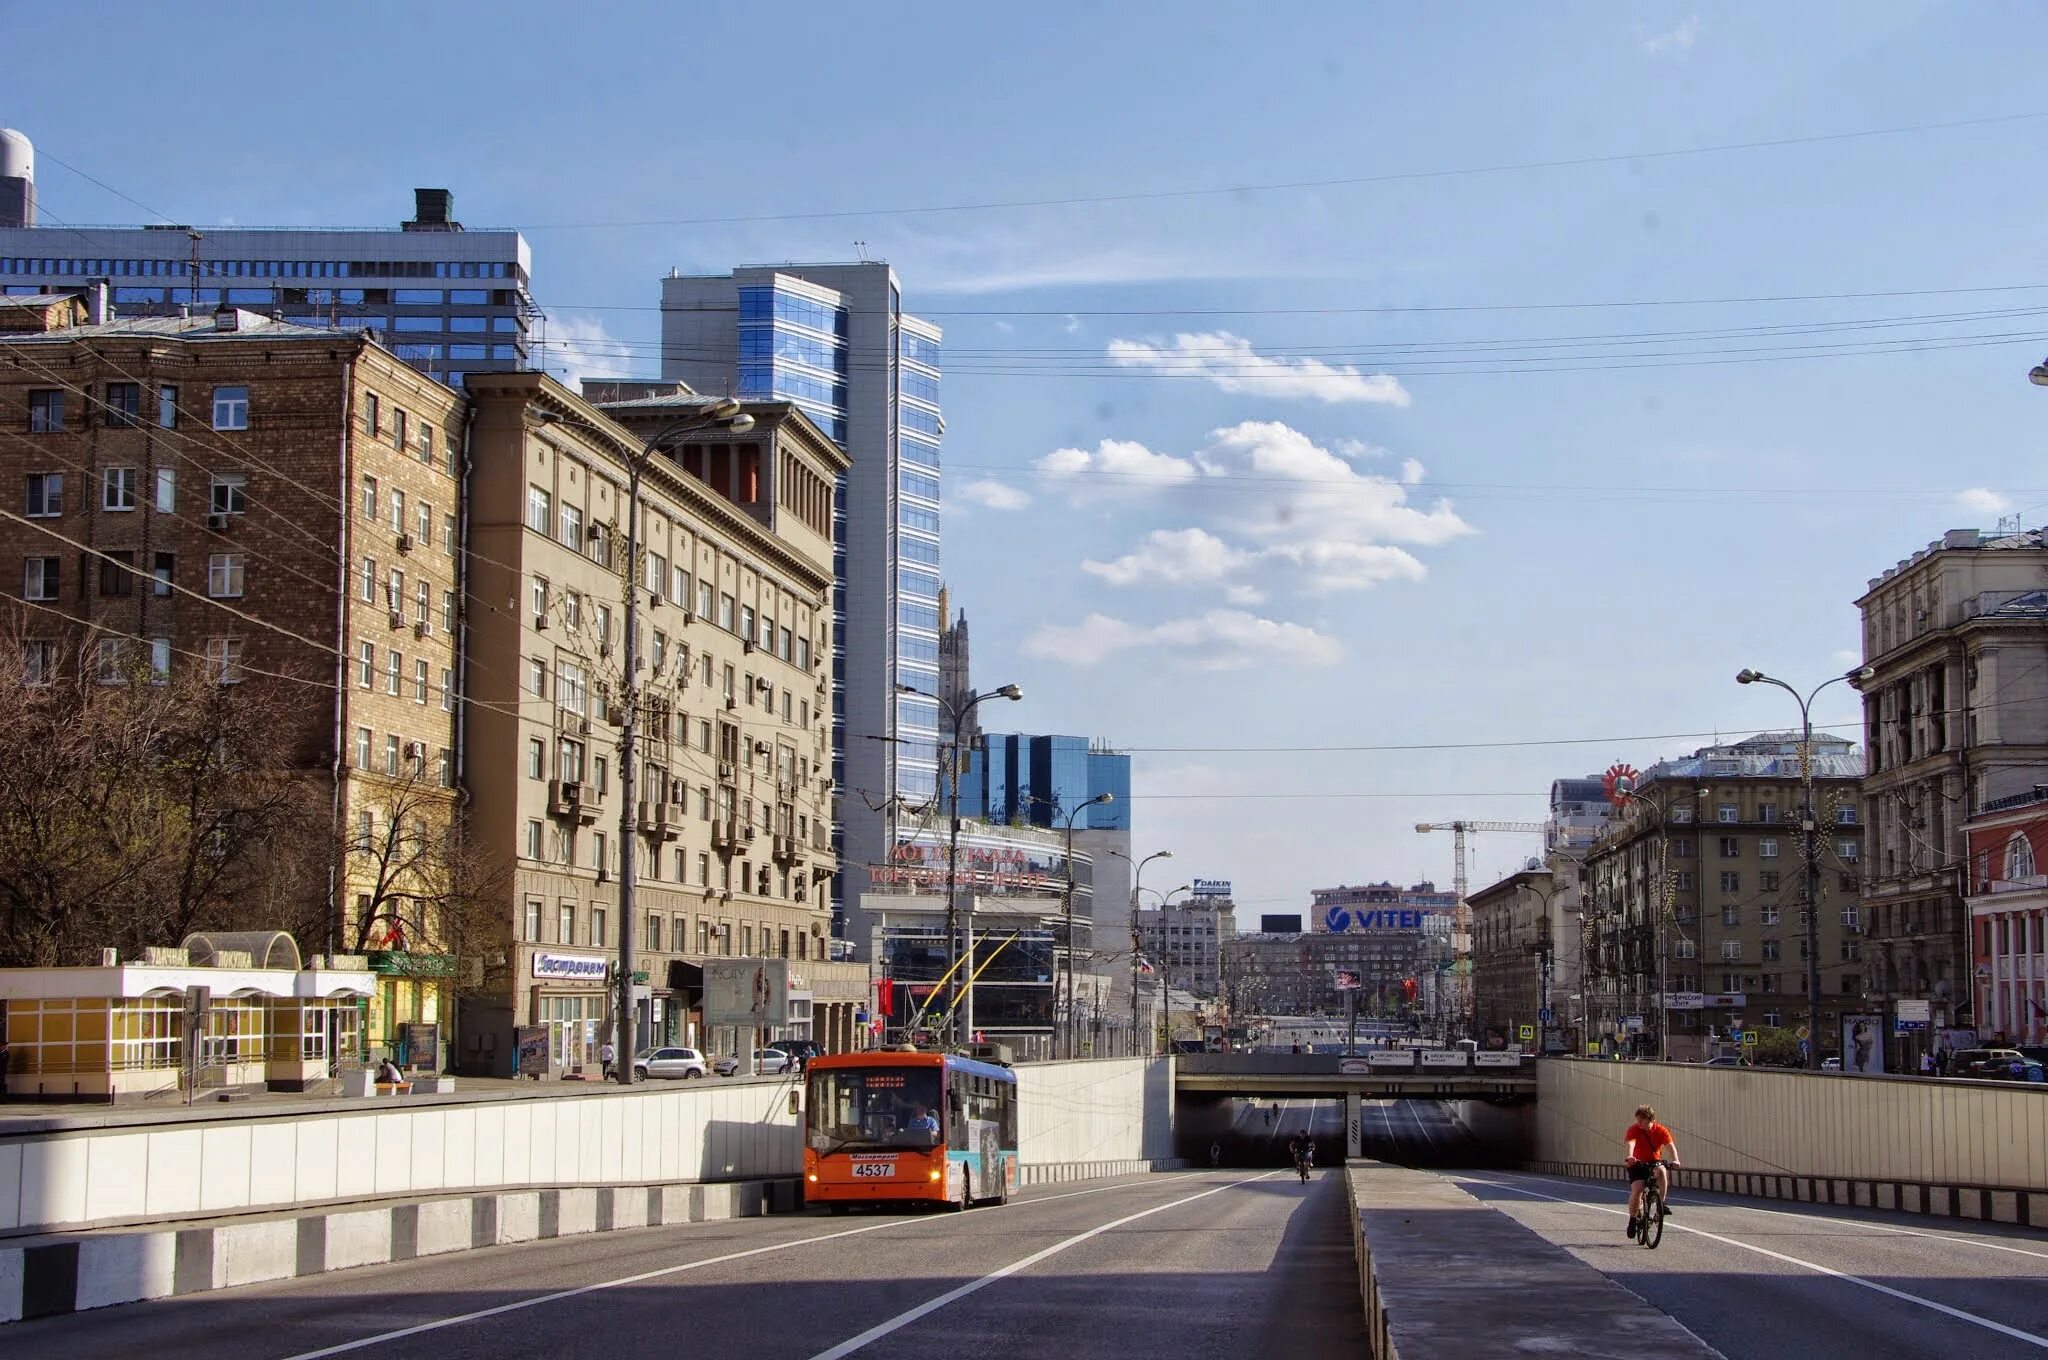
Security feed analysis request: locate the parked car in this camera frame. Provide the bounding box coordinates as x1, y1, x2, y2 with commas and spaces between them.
1820, 1057, 1843, 1073
1951, 1048, 2046, 1082
714, 1050, 793, 1078
634, 1047, 708, 1080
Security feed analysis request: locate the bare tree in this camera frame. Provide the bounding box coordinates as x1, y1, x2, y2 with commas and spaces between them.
342, 760, 512, 1000
0, 627, 326, 967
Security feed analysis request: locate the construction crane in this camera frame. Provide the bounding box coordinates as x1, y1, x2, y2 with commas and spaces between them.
1414, 820, 1550, 931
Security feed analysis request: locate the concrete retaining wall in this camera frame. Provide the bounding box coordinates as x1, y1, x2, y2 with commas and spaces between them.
1535, 1060, 2048, 1223
0, 1177, 797, 1325
0, 1078, 803, 1238
1015, 1057, 1175, 1169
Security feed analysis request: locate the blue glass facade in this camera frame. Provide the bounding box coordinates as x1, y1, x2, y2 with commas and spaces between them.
957, 735, 1131, 831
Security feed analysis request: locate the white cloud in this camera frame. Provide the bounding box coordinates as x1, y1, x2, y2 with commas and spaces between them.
1643, 15, 1699, 54
1034, 438, 1202, 493
532, 311, 629, 391
1223, 583, 1268, 606
1266, 541, 1428, 592
1956, 487, 2013, 519
1082, 528, 1255, 588
1399, 457, 1425, 486
958, 479, 1033, 511
1199, 421, 1473, 548
1106, 331, 1411, 407
1022, 609, 1343, 670
1334, 438, 1389, 461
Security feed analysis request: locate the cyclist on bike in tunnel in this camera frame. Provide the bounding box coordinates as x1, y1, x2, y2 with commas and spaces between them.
1624, 1104, 1681, 1239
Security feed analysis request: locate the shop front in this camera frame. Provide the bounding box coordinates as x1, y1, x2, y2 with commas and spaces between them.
530, 949, 608, 1075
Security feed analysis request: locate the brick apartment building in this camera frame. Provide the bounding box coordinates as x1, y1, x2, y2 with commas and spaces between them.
0, 296, 465, 1061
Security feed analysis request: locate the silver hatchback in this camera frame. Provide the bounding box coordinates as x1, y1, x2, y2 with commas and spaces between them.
635, 1047, 708, 1080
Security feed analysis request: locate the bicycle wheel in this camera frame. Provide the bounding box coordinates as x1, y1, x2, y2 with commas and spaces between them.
1639, 1186, 1664, 1249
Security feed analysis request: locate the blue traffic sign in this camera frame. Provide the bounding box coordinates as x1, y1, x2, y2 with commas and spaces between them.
1538, 1007, 1553, 1024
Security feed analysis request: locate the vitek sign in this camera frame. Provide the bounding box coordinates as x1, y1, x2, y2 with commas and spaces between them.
1323, 906, 1432, 932
532, 952, 607, 981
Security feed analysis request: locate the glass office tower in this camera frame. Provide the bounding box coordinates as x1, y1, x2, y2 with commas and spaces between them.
662, 262, 941, 942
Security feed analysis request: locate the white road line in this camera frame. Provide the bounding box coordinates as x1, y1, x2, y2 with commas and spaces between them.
1455, 1173, 2048, 1351
274, 1172, 1210, 1360
804, 1170, 1284, 1360
1378, 1099, 1397, 1145
1506, 1169, 2048, 1264
1403, 1099, 1437, 1147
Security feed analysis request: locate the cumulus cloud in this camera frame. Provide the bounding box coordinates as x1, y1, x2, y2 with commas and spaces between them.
1266, 541, 1428, 592
1643, 15, 1698, 53
1021, 610, 1343, 670
1955, 487, 2013, 519
1106, 331, 1411, 406
1199, 422, 1472, 548
1081, 528, 1255, 587
1034, 438, 1202, 494
1399, 457, 1425, 486
958, 479, 1032, 511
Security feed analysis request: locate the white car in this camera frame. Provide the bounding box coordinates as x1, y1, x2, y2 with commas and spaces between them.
635, 1047, 708, 1080
714, 1050, 793, 1077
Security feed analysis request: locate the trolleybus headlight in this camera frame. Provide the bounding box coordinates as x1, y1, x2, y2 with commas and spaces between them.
929, 1169, 942, 1181
807, 1173, 818, 1182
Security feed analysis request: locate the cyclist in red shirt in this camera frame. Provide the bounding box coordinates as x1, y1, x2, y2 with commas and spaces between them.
1623, 1104, 1681, 1239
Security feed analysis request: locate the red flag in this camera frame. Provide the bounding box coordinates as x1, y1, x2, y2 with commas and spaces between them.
875, 976, 894, 1018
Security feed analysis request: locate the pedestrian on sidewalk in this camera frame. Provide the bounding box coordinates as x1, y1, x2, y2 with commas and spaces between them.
599, 1040, 617, 1079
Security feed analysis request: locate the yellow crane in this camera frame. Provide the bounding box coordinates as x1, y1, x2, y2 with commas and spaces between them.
1413, 819, 1550, 933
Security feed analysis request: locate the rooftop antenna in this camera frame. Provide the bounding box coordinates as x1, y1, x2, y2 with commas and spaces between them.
186, 230, 203, 314
853, 240, 869, 262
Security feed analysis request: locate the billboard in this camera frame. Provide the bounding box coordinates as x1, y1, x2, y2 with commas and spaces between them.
1333, 970, 1361, 991
1260, 914, 1303, 933
703, 958, 792, 1027
1841, 1013, 1885, 1075
1322, 905, 1432, 932
1191, 879, 1233, 897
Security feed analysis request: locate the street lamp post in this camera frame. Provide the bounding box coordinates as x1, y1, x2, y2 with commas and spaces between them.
1060, 792, 1114, 1059
907, 682, 1022, 1048
1110, 849, 1173, 1056
536, 401, 755, 1086
1736, 665, 1873, 1070
1155, 884, 1191, 1056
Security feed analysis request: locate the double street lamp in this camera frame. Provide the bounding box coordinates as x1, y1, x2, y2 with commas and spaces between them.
1735, 664, 1873, 1071
536, 400, 755, 1086
1108, 848, 1173, 1055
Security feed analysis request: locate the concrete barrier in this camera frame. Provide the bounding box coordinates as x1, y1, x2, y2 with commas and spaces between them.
1534, 1060, 2048, 1226
0, 1176, 797, 1324
1343, 1163, 1718, 1359
1016, 1057, 1175, 1172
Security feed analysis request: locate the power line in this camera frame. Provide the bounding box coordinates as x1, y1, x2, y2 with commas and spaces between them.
516, 109, 2048, 230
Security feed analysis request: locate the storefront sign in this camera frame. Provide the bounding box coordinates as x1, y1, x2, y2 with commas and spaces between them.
533, 952, 607, 981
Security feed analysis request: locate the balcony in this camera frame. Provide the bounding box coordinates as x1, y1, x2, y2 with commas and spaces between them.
548, 780, 600, 824
636, 800, 680, 841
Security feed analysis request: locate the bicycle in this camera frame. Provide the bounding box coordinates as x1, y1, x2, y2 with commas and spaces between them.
1295, 1154, 1310, 1184
1636, 1176, 1665, 1249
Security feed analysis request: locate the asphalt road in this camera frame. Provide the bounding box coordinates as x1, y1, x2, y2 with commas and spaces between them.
1208, 1094, 1480, 1170
1454, 1168, 2048, 1359
6, 1169, 1365, 1360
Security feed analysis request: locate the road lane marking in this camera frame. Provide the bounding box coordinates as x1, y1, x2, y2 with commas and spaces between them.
273, 1172, 1214, 1360
1404, 1100, 1437, 1147
1455, 1173, 2048, 1351
1507, 1169, 2048, 1264
804, 1170, 1286, 1360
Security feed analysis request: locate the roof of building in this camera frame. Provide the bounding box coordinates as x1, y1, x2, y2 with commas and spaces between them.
0, 309, 352, 344
591, 393, 733, 413
1641, 749, 1864, 782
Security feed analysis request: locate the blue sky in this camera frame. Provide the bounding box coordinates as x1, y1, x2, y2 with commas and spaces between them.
12, 1, 2048, 918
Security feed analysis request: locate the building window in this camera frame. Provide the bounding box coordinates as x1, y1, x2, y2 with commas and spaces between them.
355, 726, 373, 769
22, 640, 54, 685
440, 667, 453, 712
527, 485, 551, 533
560, 502, 582, 550
590, 906, 607, 948
2004, 833, 2036, 882
364, 393, 380, 435
391, 488, 405, 534
206, 553, 245, 598
1719, 871, 1740, 892
210, 471, 247, 515
1760, 877, 1779, 897
24, 472, 60, 517
413, 658, 429, 703
152, 551, 174, 596
358, 641, 374, 688
1720, 940, 1742, 961
526, 820, 544, 860
1758, 838, 1779, 859
531, 575, 548, 626
105, 382, 141, 427
103, 467, 137, 511
418, 501, 432, 545
527, 738, 544, 779
383, 734, 400, 775
362, 476, 378, 520
27, 389, 62, 433
393, 409, 408, 451
205, 638, 242, 684
158, 384, 178, 428
152, 465, 174, 513
524, 898, 543, 941
1717, 836, 1739, 858
1717, 805, 1738, 823
99, 550, 136, 596
1839, 840, 1859, 862
557, 900, 574, 941
23, 556, 58, 600
211, 386, 248, 430
1836, 806, 1858, 825
93, 637, 125, 684
1671, 837, 1693, 858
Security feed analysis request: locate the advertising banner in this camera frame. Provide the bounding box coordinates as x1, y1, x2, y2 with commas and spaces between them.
1841, 1013, 1885, 1074
703, 958, 792, 1026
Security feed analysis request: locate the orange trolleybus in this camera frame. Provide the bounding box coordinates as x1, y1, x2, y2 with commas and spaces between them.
803, 1049, 1019, 1212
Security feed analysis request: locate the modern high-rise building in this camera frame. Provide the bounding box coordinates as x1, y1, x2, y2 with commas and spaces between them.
0, 135, 531, 389
659, 262, 943, 943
